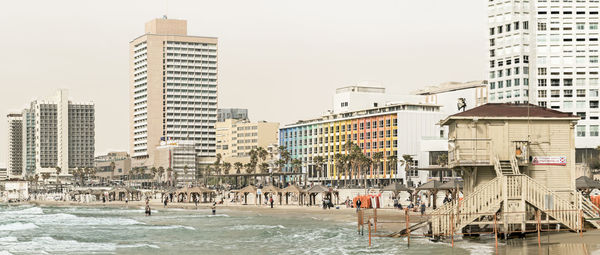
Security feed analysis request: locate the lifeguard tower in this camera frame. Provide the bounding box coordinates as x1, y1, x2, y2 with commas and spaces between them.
432, 103, 600, 236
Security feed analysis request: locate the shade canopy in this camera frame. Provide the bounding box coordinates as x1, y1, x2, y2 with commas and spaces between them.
261, 185, 281, 194
576, 176, 600, 189
177, 186, 214, 194
439, 180, 464, 190
281, 184, 303, 194
416, 180, 444, 191
305, 185, 330, 194
381, 182, 413, 193
238, 185, 258, 194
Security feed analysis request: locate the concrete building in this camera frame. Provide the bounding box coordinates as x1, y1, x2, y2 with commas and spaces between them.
155, 141, 197, 186
94, 152, 131, 183
6, 90, 95, 177
0, 167, 7, 181
281, 86, 445, 186
129, 17, 218, 165
216, 119, 279, 163
433, 103, 600, 236
217, 108, 248, 122
7, 114, 23, 178
487, 0, 600, 149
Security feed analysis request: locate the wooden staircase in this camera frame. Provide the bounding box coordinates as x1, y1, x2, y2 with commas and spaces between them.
430, 156, 600, 236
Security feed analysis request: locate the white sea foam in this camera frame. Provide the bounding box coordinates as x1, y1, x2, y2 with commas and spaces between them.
227, 224, 286, 231
146, 225, 195, 231
118, 243, 161, 249
0, 237, 18, 242
0, 251, 14, 255
0, 223, 38, 231
0, 207, 43, 215
2, 236, 116, 254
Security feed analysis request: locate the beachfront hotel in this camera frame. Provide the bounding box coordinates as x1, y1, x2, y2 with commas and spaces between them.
129, 17, 218, 166
7, 114, 23, 178
487, 0, 600, 150
6, 89, 95, 178
279, 86, 446, 187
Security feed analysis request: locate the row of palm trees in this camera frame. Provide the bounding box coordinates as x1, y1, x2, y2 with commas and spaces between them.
202, 142, 416, 189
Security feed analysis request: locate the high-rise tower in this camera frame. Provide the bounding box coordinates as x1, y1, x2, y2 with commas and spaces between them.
129, 18, 218, 162
487, 0, 599, 148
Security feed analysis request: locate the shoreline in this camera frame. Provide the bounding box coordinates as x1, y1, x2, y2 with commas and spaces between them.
6, 200, 600, 254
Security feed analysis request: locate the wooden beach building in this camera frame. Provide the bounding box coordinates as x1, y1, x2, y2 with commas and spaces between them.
432, 103, 600, 236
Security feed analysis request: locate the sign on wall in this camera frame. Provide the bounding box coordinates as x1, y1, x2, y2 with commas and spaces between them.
532, 156, 567, 166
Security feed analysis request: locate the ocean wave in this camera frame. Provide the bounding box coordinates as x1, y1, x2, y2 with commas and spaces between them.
0, 223, 38, 231
118, 243, 161, 249
227, 224, 286, 231
0, 207, 43, 215
0, 251, 14, 255
146, 225, 195, 231
1, 236, 116, 254
0, 236, 18, 242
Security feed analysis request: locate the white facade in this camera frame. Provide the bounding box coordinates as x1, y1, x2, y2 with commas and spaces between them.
7, 114, 23, 178
333, 86, 426, 114
487, 0, 600, 148
7, 90, 95, 177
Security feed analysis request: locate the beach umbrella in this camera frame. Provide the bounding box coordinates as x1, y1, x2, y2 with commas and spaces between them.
576, 176, 600, 190
416, 180, 443, 209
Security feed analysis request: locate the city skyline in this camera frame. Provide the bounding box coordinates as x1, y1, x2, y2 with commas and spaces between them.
0, 0, 488, 165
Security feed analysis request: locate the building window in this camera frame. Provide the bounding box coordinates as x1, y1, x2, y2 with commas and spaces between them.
564, 101, 573, 109
551, 90, 560, 98
514, 89, 520, 98
591, 78, 599, 86
538, 79, 547, 87
514, 79, 520, 86
490, 82, 496, 90
577, 125, 586, 137
576, 22, 585, 30
538, 90, 547, 98
577, 89, 586, 97
539, 101, 547, 107
564, 90, 573, 97
538, 22, 547, 31
564, 79, 573, 86
538, 68, 547, 75
591, 125, 599, 137
591, 101, 599, 109
577, 112, 587, 120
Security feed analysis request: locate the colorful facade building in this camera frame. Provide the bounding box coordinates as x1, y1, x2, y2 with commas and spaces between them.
279, 103, 444, 186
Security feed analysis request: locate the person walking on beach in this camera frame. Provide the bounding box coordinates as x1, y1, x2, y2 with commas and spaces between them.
269, 196, 274, 208
164, 197, 168, 208
211, 202, 216, 215
356, 199, 362, 212
194, 196, 199, 209
125, 197, 129, 204
420, 203, 426, 216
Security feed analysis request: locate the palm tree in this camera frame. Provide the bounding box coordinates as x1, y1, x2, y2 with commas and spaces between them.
372, 152, 384, 187
223, 162, 231, 175
291, 159, 302, 186
166, 167, 173, 187
234, 162, 243, 187
55, 166, 61, 192
244, 163, 255, 185
334, 153, 345, 187
41, 172, 51, 190
313, 156, 325, 184
400, 154, 414, 186
259, 162, 269, 185
257, 147, 268, 162
150, 167, 158, 188
360, 155, 372, 191
387, 154, 398, 184
158, 167, 165, 187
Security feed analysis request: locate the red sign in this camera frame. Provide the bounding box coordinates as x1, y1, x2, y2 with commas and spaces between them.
532, 156, 566, 166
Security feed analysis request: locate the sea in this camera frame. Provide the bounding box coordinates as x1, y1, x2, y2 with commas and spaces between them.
0, 204, 593, 255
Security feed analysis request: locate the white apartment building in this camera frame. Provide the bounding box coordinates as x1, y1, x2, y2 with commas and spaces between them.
7, 114, 23, 178
487, 0, 600, 148
216, 119, 279, 163
7, 90, 95, 177
130, 18, 218, 164
155, 141, 197, 186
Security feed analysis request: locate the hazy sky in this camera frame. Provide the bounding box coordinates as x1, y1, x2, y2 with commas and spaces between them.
0, 0, 488, 165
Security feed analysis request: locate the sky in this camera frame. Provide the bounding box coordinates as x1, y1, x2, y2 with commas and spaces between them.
0, 0, 488, 165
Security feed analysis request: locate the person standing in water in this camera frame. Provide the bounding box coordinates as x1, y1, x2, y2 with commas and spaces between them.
211, 202, 216, 215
